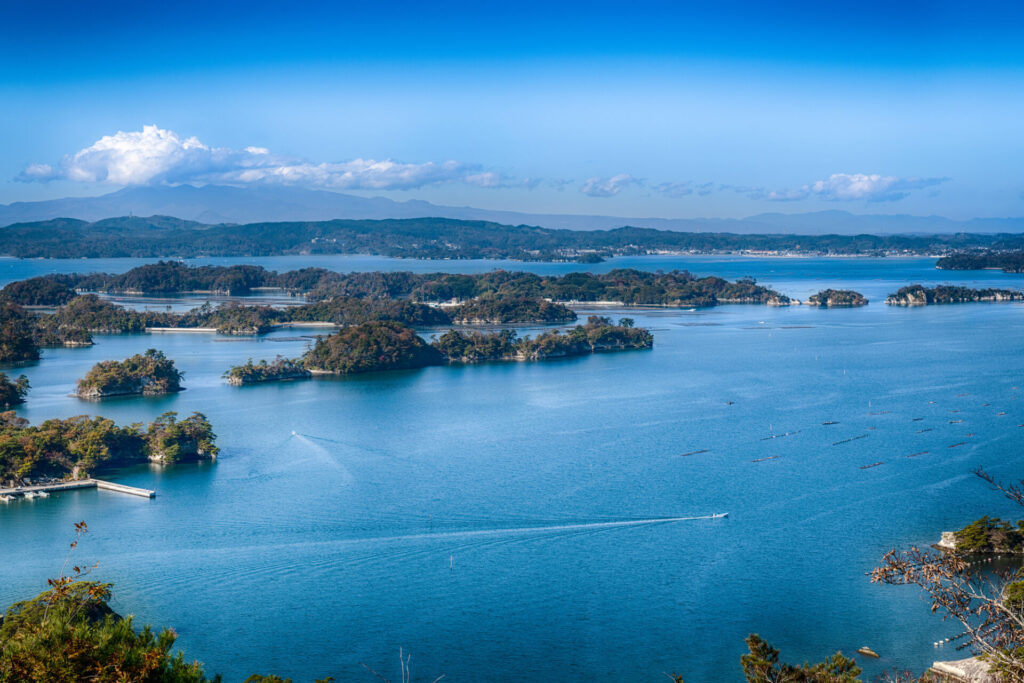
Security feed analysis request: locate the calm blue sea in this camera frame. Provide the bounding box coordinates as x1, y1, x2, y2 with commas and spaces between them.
1, 255, 1023, 682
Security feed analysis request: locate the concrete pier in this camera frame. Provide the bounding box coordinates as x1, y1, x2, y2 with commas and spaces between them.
145, 327, 218, 333
93, 479, 156, 498
0, 479, 155, 500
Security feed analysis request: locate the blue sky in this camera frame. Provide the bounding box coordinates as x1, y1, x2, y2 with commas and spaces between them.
2, 0, 1023, 219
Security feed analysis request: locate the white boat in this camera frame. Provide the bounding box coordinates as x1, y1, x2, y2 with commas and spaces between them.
712, 512, 728, 518
0, 495, 13, 503
22, 491, 37, 499
37, 490, 49, 498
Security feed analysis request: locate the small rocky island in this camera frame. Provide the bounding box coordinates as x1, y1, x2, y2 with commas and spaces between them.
224, 356, 312, 385
0, 410, 217, 486
806, 289, 868, 307
938, 516, 1024, 554
230, 316, 654, 381
75, 349, 184, 399
886, 284, 1024, 306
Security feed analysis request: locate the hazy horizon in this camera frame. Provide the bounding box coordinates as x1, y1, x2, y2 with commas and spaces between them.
4, 183, 1024, 234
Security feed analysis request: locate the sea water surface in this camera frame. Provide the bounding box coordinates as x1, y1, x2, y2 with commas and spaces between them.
2, 255, 1024, 681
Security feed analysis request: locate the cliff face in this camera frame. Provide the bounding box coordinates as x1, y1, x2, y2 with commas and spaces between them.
766, 295, 796, 307
886, 289, 929, 306
148, 439, 217, 464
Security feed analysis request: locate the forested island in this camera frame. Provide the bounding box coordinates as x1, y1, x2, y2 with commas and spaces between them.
435, 316, 653, 362
936, 250, 1024, 273
885, 284, 1024, 306
946, 516, 1024, 554
0, 276, 77, 306
805, 289, 868, 307
0, 264, 795, 360
304, 320, 442, 374
44, 261, 792, 307
230, 316, 653, 381
75, 349, 183, 399
2, 215, 1023, 259
223, 357, 311, 385
0, 302, 43, 362
0, 410, 217, 486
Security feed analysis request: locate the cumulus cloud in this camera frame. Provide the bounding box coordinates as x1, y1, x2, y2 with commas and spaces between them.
580, 174, 639, 197
18, 125, 527, 192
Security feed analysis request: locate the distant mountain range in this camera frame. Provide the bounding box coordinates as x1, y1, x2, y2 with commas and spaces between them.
2, 184, 1022, 235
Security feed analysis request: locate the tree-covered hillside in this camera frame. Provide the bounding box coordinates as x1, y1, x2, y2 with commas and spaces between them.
2, 215, 1022, 259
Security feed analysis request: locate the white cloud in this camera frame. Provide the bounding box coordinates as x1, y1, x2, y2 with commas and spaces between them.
213, 158, 471, 191
18, 125, 519, 192
20, 130, 949, 205
809, 173, 947, 201
24, 125, 218, 185
580, 174, 639, 197
20, 163, 54, 179
651, 181, 693, 198
754, 173, 949, 203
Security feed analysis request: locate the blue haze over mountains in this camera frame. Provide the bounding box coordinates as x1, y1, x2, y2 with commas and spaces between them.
2, 185, 1022, 235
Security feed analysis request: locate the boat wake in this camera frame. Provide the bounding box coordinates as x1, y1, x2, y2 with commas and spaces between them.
359, 514, 729, 546
288, 432, 355, 484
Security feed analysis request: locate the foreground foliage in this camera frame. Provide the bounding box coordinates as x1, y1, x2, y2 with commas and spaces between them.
873, 468, 1024, 682
0, 582, 214, 683
0, 522, 217, 683
739, 634, 862, 682
0, 373, 29, 407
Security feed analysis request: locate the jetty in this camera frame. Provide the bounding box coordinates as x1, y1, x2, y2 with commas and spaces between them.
0, 478, 155, 500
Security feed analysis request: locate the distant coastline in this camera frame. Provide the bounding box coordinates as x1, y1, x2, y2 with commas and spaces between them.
1, 215, 1020, 261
